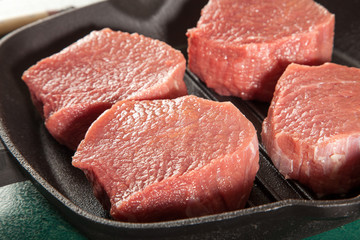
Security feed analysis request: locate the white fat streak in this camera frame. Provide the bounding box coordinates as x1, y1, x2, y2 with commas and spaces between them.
314, 136, 360, 176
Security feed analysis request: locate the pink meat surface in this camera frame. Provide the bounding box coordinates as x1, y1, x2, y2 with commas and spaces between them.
262, 63, 360, 196
187, 0, 334, 101
22, 28, 187, 150
72, 95, 259, 222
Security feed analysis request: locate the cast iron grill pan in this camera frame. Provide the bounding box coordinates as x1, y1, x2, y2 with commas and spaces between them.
0, 0, 359, 239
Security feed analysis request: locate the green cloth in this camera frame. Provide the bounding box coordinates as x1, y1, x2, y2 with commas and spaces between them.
0, 181, 359, 239
306, 220, 360, 240
0, 181, 86, 240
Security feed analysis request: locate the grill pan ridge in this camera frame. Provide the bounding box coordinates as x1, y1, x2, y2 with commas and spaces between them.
0, 0, 359, 239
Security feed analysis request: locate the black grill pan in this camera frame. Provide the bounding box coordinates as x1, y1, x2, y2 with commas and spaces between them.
0, 0, 359, 239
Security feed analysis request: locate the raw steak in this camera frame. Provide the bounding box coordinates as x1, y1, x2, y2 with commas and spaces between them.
72, 95, 259, 222
22, 28, 187, 150
262, 63, 360, 196
187, 0, 334, 101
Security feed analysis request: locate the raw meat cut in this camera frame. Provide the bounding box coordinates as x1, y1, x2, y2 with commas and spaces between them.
72, 95, 259, 222
22, 28, 187, 150
261, 63, 360, 196
187, 0, 334, 101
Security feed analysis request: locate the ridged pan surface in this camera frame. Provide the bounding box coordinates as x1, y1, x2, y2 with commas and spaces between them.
0, 0, 359, 239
